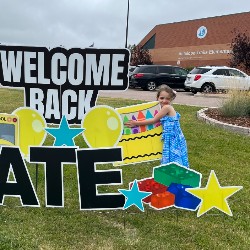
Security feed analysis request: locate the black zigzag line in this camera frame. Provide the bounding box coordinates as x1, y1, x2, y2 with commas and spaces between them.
120, 132, 162, 142
124, 152, 162, 160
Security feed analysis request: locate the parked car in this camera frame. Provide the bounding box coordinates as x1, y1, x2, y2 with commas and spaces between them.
130, 65, 188, 91
184, 66, 250, 93
128, 66, 136, 82
129, 66, 136, 76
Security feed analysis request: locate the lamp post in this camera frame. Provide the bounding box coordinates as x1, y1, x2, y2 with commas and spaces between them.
125, 0, 130, 48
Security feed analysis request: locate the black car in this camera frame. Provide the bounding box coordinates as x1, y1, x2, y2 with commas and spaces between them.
130, 65, 188, 91
128, 66, 136, 82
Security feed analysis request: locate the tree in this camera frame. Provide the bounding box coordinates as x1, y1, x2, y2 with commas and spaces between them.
128, 44, 153, 66
230, 31, 250, 74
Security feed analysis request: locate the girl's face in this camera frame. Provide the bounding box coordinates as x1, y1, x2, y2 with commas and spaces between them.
158, 91, 171, 107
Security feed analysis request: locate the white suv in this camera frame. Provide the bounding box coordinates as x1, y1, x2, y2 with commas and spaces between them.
184, 66, 250, 93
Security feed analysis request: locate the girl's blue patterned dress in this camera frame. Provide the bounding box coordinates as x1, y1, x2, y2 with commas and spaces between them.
160, 112, 189, 168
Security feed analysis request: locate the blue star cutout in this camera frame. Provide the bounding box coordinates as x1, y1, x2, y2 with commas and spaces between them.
45, 115, 84, 146
118, 180, 152, 212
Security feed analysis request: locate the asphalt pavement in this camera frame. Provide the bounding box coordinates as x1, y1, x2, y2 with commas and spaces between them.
99, 88, 228, 108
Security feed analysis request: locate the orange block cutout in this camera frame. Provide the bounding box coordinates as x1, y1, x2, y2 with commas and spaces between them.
151, 191, 175, 209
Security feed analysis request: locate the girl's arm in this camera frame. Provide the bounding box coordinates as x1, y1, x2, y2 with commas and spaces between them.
125, 105, 173, 127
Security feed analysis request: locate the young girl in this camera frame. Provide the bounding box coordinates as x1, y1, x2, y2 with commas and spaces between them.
125, 85, 189, 168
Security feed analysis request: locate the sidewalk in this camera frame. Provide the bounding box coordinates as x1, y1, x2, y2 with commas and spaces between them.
99, 89, 228, 108
195, 92, 229, 98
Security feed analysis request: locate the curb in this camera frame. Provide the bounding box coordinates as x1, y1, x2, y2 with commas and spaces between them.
197, 108, 250, 136
195, 93, 229, 98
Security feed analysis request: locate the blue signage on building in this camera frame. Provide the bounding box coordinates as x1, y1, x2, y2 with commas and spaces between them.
197, 26, 207, 39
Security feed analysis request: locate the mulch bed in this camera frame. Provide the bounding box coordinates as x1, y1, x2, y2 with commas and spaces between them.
204, 108, 250, 128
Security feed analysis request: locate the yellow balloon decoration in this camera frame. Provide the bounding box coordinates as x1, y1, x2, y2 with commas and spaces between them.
82, 105, 123, 148
12, 108, 47, 157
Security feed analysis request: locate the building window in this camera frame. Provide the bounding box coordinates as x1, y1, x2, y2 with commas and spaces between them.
142, 34, 156, 50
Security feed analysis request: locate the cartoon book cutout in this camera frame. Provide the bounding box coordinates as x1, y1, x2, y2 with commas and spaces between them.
116, 101, 163, 165
0, 113, 19, 146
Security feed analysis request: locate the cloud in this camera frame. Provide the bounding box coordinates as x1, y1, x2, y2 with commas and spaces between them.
0, 0, 249, 49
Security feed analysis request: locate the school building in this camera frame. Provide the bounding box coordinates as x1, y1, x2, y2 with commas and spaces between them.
139, 12, 250, 68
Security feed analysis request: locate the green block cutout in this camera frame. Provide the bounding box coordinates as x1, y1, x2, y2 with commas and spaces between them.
154, 163, 201, 187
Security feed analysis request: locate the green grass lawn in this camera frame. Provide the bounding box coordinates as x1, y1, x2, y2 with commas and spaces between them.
0, 89, 249, 250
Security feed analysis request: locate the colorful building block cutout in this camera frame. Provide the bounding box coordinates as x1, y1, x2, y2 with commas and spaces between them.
150, 191, 175, 210
129, 178, 167, 203
168, 183, 201, 211
153, 162, 201, 188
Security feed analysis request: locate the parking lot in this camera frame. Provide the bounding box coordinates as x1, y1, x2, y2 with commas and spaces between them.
99, 88, 227, 107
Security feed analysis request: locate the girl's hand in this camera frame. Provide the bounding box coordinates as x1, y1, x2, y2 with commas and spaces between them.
124, 120, 137, 128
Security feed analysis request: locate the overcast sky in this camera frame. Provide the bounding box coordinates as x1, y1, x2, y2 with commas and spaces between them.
0, 0, 250, 49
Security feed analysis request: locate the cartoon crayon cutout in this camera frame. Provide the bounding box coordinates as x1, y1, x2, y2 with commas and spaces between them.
131, 115, 139, 134
137, 110, 146, 132
154, 110, 161, 127
146, 110, 154, 130
123, 115, 132, 135
116, 101, 163, 165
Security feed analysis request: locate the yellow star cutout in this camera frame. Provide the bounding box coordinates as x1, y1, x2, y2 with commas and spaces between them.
186, 170, 242, 217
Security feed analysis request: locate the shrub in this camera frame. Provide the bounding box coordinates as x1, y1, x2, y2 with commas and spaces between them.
129, 44, 153, 66
185, 66, 194, 72
230, 30, 250, 74
220, 90, 250, 117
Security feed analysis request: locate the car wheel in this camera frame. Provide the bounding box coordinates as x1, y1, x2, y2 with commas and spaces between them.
201, 83, 215, 93
146, 81, 157, 91
191, 90, 197, 94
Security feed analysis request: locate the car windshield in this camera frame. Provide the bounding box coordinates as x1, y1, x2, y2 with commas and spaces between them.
189, 68, 212, 74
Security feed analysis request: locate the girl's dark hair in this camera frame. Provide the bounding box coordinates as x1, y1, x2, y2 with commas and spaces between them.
156, 85, 176, 100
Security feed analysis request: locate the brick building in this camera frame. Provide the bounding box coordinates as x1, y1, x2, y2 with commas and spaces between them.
139, 12, 250, 68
